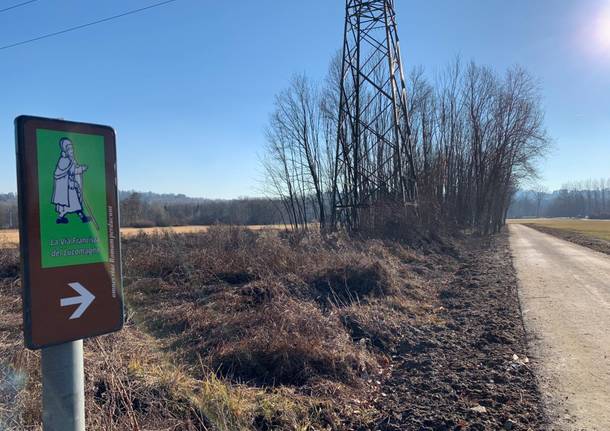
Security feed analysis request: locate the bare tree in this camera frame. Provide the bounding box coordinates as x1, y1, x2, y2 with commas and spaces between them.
263, 75, 329, 231
263, 59, 551, 236
533, 184, 548, 218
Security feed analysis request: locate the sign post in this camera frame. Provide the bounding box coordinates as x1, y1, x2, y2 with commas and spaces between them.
42, 341, 85, 431
15, 116, 124, 430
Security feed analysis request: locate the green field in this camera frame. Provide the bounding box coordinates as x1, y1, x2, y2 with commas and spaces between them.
509, 218, 610, 242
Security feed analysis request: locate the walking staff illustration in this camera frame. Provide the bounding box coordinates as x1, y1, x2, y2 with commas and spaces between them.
51, 138, 99, 230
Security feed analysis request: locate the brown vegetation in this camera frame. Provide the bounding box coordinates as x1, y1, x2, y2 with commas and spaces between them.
0, 226, 424, 429
123, 228, 398, 392
1, 226, 546, 430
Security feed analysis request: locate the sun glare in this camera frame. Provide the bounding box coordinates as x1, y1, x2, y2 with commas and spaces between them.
597, 4, 610, 51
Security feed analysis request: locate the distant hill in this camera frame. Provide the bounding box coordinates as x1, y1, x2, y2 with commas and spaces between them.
119, 191, 206, 204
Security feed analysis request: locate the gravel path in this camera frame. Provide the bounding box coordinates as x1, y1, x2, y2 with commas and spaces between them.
509, 224, 610, 431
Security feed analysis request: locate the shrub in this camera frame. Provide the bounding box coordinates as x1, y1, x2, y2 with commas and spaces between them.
211, 295, 375, 386
0, 247, 19, 279
308, 257, 397, 306
131, 220, 156, 228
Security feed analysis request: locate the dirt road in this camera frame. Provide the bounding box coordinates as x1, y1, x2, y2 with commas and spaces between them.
509, 224, 610, 430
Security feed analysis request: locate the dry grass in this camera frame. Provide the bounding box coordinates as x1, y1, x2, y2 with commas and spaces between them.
1, 225, 455, 430
0, 247, 244, 430
509, 218, 610, 242
120, 226, 451, 429
0, 230, 18, 246
0, 225, 291, 247
123, 228, 399, 387
0, 257, 317, 430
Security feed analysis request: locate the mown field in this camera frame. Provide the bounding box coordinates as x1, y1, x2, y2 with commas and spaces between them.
509, 218, 610, 242
0, 226, 546, 430
0, 225, 290, 246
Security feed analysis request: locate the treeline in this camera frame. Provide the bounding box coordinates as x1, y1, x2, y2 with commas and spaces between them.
119, 192, 283, 227
509, 180, 610, 219
0, 193, 17, 229
0, 192, 285, 229
263, 59, 549, 235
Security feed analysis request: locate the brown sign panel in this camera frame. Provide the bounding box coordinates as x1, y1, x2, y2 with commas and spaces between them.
15, 115, 123, 350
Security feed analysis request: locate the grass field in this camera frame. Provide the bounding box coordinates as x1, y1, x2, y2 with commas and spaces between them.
0, 224, 289, 246
509, 218, 610, 242
5, 220, 609, 246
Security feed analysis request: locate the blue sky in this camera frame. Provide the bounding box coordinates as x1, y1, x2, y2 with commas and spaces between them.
1, 0, 609, 198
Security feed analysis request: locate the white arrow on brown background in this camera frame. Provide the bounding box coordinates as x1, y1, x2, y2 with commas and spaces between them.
60, 282, 96, 320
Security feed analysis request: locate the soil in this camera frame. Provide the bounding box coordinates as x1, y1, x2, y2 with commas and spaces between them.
370, 232, 547, 430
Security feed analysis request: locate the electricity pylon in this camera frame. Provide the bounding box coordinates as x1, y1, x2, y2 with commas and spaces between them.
332, 0, 417, 231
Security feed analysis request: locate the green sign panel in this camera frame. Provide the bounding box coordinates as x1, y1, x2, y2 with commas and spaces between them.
36, 129, 109, 268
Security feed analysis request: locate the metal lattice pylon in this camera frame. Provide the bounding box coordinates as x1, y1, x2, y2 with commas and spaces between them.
332, 0, 417, 230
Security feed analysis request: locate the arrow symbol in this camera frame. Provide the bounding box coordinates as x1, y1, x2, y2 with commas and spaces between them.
60, 282, 95, 320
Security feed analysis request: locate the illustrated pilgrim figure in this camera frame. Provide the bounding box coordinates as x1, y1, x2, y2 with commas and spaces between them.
52, 138, 90, 224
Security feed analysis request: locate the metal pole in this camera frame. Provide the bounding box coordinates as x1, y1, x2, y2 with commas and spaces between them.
41, 340, 86, 431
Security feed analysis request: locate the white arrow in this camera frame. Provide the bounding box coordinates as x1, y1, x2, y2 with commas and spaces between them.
60, 282, 96, 320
